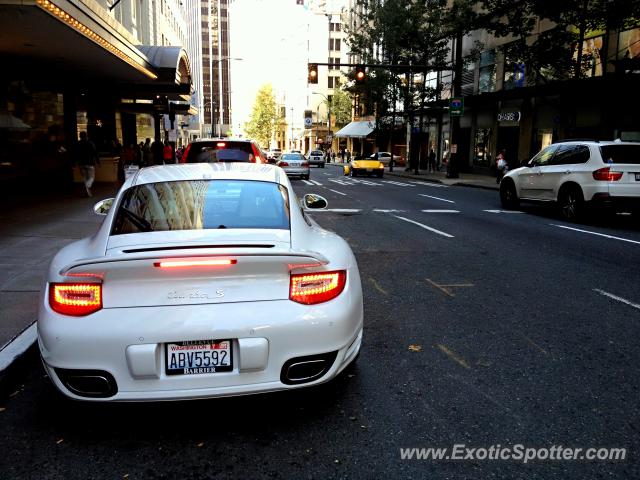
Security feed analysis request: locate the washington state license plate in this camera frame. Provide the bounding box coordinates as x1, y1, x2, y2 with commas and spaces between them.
165, 340, 232, 375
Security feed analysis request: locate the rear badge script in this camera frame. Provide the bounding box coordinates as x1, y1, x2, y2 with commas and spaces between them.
167, 289, 225, 300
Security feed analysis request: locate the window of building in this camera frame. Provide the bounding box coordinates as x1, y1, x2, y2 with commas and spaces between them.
328, 76, 334, 88
329, 38, 341, 51
478, 50, 496, 93
331, 23, 340, 32
473, 129, 492, 167
503, 46, 525, 90
573, 35, 604, 77
618, 27, 640, 60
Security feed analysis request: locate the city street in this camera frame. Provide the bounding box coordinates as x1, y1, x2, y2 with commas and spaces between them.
1, 165, 640, 479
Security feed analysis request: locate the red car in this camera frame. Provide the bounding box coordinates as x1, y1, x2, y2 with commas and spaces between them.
180, 138, 268, 164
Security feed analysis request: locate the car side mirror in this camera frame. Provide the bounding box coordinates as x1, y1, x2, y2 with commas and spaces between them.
93, 198, 114, 216
303, 194, 328, 210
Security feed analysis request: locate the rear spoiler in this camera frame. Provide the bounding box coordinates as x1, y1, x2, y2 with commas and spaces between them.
59, 249, 329, 276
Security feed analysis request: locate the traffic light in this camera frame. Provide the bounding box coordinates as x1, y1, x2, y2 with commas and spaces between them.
308, 63, 318, 84
355, 65, 366, 85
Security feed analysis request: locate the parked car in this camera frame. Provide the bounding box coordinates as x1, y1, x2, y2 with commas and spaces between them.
267, 148, 282, 164
308, 150, 326, 168
499, 140, 640, 220
38, 163, 363, 401
349, 156, 385, 178
277, 152, 310, 180
179, 138, 268, 164
369, 151, 401, 166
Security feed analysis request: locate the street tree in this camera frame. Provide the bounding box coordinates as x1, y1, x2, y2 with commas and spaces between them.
328, 88, 353, 127
244, 84, 277, 148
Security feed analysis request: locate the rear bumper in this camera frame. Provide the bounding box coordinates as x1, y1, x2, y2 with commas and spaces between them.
282, 167, 310, 177
588, 193, 640, 211
38, 293, 363, 401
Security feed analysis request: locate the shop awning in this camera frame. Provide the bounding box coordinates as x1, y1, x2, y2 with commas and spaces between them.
334, 121, 375, 138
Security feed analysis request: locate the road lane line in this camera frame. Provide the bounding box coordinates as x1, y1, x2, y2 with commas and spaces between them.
314, 208, 361, 213
382, 180, 415, 187
418, 194, 455, 203
373, 209, 405, 213
328, 189, 347, 196
551, 224, 640, 246
369, 278, 388, 296
393, 215, 454, 238
422, 209, 460, 213
436, 344, 471, 369
302, 179, 313, 185
594, 289, 640, 311
310, 180, 322, 185
484, 209, 524, 214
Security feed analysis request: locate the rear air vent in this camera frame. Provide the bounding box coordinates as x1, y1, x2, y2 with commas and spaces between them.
123, 244, 275, 253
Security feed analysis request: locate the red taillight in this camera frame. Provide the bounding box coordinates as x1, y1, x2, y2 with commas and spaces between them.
302, 161, 309, 167
216, 142, 226, 148
49, 283, 102, 316
278, 161, 289, 167
154, 258, 237, 268
289, 270, 346, 305
180, 144, 191, 163
251, 144, 267, 164
593, 167, 622, 181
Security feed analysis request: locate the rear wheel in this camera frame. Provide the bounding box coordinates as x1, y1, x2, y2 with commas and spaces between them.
558, 185, 584, 221
321, 163, 325, 168
500, 180, 519, 210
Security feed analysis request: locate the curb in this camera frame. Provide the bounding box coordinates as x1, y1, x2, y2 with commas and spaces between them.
0, 322, 37, 376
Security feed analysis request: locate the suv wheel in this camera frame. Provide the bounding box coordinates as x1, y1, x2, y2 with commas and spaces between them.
558, 185, 584, 221
500, 180, 519, 210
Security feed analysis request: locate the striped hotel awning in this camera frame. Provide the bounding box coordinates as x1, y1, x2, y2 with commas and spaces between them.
334, 120, 376, 138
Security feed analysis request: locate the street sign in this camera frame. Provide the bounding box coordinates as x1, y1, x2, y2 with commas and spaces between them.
449, 97, 464, 116
304, 117, 313, 128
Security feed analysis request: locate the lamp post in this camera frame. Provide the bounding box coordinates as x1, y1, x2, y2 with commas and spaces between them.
312, 91, 331, 151
210, 57, 242, 137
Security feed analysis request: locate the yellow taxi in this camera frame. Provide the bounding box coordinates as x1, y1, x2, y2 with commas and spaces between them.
346, 154, 385, 178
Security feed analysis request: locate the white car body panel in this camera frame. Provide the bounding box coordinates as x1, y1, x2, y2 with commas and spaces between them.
38, 163, 363, 401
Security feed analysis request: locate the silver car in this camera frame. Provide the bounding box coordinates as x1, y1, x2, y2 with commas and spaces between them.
277, 152, 310, 180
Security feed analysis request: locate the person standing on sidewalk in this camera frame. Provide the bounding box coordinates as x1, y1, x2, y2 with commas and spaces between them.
496, 149, 508, 183
75, 131, 99, 197
428, 148, 436, 173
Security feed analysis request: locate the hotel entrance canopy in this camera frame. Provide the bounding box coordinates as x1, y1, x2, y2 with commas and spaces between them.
334, 120, 376, 139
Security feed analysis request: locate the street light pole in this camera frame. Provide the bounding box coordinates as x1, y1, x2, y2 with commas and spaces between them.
290, 107, 294, 150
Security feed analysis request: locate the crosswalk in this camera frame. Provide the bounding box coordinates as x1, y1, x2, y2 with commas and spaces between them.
302, 177, 451, 188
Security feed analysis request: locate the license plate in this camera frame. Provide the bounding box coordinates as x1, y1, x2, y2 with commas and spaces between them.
165, 340, 232, 375
635, 173, 640, 181
366, 168, 373, 172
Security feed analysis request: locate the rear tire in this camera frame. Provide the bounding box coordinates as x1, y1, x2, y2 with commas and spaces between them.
558, 184, 584, 222
500, 180, 519, 210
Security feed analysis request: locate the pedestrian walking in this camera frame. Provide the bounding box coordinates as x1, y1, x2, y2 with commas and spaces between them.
428, 148, 436, 173
142, 138, 152, 167
496, 149, 508, 183
340, 148, 345, 162
163, 141, 174, 164
75, 131, 99, 197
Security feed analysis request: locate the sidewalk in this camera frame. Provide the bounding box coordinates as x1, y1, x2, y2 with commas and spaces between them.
0, 183, 118, 373
326, 162, 500, 191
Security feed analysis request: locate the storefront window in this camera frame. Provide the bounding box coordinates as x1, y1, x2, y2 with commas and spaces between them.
473, 128, 491, 167
573, 35, 603, 77
618, 28, 640, 59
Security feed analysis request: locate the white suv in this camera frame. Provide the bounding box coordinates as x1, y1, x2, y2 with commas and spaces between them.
500, 140, 640, 220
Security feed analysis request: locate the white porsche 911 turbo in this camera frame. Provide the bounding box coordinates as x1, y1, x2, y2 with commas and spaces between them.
38, 163, 363, 401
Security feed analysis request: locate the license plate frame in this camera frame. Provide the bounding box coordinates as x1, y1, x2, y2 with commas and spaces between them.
165, 339, 233, 376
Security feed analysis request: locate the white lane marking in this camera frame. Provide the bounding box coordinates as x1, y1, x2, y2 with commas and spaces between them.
314, 208, 361, 213
323, 173, 332, 176
422, 209, 460, 213
419, 194, 455, 204
409, 181, 449, 188
357, 180, 380, 186
594, 289, 640, 311
551, 224, 640, 246
328, 189, 347, 196
484, 209, 524, 214
302, 179, 314, 185
382, 180, 415, 187
328, 179, 353, 186
0, 322, 36, 371
393, 215, 454, 238
309, 180, 322, 185
373, 209, 406, 213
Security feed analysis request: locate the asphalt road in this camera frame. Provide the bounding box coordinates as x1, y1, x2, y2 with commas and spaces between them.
1, 165, 640, 479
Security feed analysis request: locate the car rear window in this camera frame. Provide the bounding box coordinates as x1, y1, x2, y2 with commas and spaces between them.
184, 141, 255, 163
281, 153, 304, 160
310, 151, 322, 155
112, 180, 290, 235
600, 145, 640, 164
